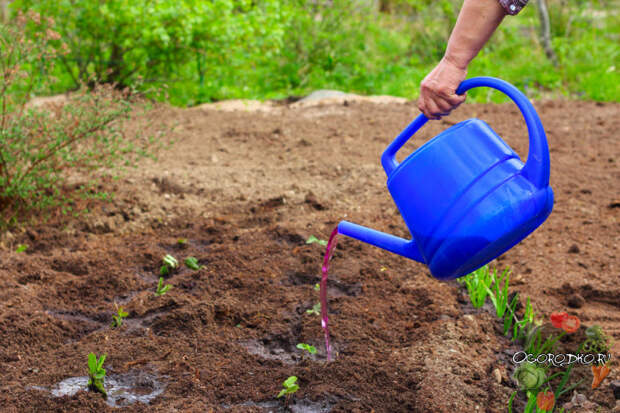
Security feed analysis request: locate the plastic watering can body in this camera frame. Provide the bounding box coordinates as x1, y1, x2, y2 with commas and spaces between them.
338, 77, 554, 280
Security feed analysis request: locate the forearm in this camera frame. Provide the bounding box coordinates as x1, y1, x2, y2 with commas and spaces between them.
444, 0, 508, 70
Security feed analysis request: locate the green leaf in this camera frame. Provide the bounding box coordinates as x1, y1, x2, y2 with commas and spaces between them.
283, 376, 297, 388
185, 256, 201, 270
98, 354, 106, 369
277, 389, 287, 398
306, 235, 327, 246
296, 343, 317, 354
160, 265, 170, 276
88, 353, 97, 373
163, 254, 178, 268
16, 244, 28, 253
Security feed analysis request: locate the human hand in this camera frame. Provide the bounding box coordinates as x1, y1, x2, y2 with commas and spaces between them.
417, 57, 468, 120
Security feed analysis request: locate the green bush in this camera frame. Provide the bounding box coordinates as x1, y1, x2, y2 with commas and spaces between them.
9, 0, 619, 105
12, 0, 288, 105
0, 14, 162, 226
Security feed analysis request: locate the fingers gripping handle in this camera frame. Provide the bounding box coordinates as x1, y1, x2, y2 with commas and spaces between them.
381, 77, 550, 189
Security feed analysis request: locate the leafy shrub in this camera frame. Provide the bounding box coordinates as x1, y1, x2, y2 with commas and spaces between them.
0, 13, 163, 226
12, 0, 287, 104
9, 1, 619, 105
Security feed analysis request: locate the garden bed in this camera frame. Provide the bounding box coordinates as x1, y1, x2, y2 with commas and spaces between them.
0, 99, 618, 412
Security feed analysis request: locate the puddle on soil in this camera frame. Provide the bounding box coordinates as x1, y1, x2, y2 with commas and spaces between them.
240, 335, 331, 364
222, 398, 333, 412
239, 339, 298, 365
32, 370, 166, 408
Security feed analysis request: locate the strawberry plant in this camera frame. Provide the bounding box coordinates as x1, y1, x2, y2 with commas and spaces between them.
184, 256, 202, 270
160, 254, 178, 276
155, 277, 171, 296
87, 352, 107, 397
111, 304, 128, 328
296, 343, 317, 355
306, 235, 327, 247
277, 376, 299, 398
306, 302, 320, 316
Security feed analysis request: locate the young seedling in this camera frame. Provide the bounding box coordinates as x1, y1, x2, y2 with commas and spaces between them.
155, 277, 171, 296
457, 265, 493, 308
185, 256, 202, 270
485, 267, 511, 318
296, 343, 317, 354
177, 238, 188, 248
306, 302, 320, 316
277, 376, 299, 398
111, 304, 128, 328
16, 244, 28, 253
313, 283, 320, 292
160, 254, 179, 276
306, 235, 327, 247
87, 352, 107, 397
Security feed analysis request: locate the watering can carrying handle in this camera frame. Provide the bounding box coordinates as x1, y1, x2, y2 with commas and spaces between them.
381, 76, 550, 189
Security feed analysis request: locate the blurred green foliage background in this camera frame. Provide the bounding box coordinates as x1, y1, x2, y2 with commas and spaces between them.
7, 0, 620, 105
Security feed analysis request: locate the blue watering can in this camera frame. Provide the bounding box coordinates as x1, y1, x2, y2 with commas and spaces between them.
338, 77, 554, 280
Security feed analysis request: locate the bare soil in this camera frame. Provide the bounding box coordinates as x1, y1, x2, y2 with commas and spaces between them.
0, 96, 618, 412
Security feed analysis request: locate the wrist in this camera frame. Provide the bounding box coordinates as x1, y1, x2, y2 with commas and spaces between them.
442, 53, 470, 71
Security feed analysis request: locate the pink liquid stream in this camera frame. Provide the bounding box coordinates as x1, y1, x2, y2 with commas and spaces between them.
320, 227, 339, 362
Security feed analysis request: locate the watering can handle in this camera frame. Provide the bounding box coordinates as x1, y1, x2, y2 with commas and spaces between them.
381, 76, 550, 189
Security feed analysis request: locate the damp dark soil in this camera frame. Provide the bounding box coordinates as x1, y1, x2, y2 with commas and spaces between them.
0, 98, 618, 412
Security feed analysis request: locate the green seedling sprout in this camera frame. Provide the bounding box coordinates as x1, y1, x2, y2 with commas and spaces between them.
485, 267, 511, 318
296, 343, 317, 354
457, 265, 493, 308
87, 352, 107, 397
155, 277, 171, 296
306, 235, 327, 247
16, 244, 28, 253
160, 254, 179, 276
277, 376, 299, 398
306, 302, 320, 316
111, 304, 128, 328
185, 256, 202, 270
313, 283, 320, 292
177, 238, 188, 247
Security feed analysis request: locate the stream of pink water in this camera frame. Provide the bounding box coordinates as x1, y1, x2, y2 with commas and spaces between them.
319, 227, 339, 362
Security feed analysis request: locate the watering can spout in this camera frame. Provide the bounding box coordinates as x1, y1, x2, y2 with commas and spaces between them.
337, 221, 424, 263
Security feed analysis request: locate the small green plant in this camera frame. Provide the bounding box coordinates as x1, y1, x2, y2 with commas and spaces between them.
277, 376, 299, 398
313, 283, 320, 292
296, 343, 317, 354
177, 238, 188, 246
15, 244, 28, 253
485, 267, 511, 318
457, 265, 493, 308
111, 304, 128, 328
87, 352, 107, 397
306, 302, 320, 316
306, 235, 327, 247
160, 254, 178, 276
155, 277, 171, 296
184, 256, 202, 270
583, 324, 613, 353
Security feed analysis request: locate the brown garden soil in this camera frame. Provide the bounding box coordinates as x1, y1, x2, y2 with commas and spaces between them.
0, 96, 618, 412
